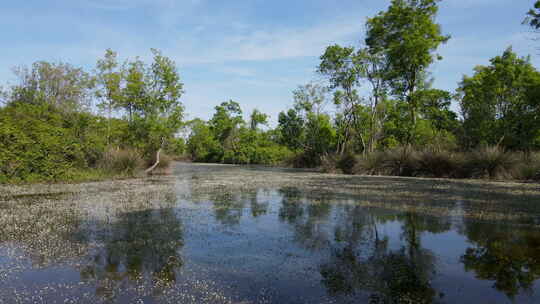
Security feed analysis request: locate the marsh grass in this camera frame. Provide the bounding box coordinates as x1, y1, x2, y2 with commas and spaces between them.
464, 146, 519, 179
349, 146, 538, 181
515, 152, 540, 181
99, 148, 143, 176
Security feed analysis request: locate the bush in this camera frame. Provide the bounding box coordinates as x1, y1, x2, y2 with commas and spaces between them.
464, 146, 518, 179
0, 103, 89, 182
99, 148, 143, 176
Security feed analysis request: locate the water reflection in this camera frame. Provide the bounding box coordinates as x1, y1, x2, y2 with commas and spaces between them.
278, 187, 333, 250
461, 220, 540, 299
80, 208, 184, 300
2, 163, 540, 303
276, 189, 443, 303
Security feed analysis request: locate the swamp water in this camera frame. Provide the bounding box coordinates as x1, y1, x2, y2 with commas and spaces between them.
1, 163, 540, 303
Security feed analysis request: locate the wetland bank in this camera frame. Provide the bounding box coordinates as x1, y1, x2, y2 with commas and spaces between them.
1, 162, 540, 304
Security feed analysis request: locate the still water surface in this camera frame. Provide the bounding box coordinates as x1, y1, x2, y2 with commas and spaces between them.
1, 163, 540, 303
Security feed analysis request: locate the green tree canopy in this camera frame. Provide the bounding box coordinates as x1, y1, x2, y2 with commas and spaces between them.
366, 0, 449, 132
458, 47, 540, 149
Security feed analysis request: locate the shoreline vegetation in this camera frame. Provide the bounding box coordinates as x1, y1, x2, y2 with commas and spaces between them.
2, 0, 540, 185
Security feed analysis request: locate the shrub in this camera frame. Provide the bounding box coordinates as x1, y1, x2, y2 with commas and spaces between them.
464, 146, 518, 179
99, 148, 143, 176
0, 103, 87, 182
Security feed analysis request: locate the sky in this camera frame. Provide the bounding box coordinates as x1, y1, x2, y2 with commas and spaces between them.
0, 0, 538, 124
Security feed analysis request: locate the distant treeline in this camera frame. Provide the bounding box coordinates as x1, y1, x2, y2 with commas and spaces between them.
1, 0, 540, 183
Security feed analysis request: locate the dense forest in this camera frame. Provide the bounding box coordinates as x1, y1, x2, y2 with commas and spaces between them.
2, 0, 540, 183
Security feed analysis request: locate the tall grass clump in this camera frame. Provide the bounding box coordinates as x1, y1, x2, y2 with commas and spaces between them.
353, 151, 387, 175
320, 153, 340, 173
99, 148, 143, 176
416, 149, 460, 178
337, 153, 358, 175
382, 147, 420, 177
464, 146, 518, 179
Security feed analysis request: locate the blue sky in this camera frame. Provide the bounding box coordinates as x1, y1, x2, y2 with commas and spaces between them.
0, 0, 537, 123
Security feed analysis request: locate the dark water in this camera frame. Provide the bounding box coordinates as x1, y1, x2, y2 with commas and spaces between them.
1, 163, 540, 303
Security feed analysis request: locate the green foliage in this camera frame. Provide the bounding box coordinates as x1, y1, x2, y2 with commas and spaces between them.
525, 1, 540, 29
458, 48, 540, 150
95, 49, 185, 156
10, 61, 95, 112
250, 109, 268, 130
186, 119, 222, 162
303, 113, 336, 165
278, 109, 305, 150
210, 100, 243, 145
0, 103, 101, 182
366, 0, 449, 134
187, 104, 293, 166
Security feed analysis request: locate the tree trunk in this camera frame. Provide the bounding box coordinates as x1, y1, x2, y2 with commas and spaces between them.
145, 148, 161, 174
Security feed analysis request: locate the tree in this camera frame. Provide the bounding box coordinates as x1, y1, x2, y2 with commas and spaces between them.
458, 48, 540, 150
99, 49, 185, 155
10, 61, 95, 112
366, 0, 449, 139
357, 48, 389, 153
249, 109, 268, 130
278, 108, 305, 151
319, 45, 364, 155
525, 1, 540, 30
292, 82, 328, 115
95, 49, 123, 145
210, 100, 243, 145
186, 119, 221, 162
304, 112, 336, 163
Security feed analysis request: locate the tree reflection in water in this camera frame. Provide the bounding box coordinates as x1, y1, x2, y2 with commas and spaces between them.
79, 207, 184, 301
271, 188, 450, 304
278, 187, 333, 250
461, 220, 540, 300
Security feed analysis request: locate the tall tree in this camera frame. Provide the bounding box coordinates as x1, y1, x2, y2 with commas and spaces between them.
366, 0, 449, 140
357, 48, 389, 153
100, 49, 185, 154
319, 45, 364, 155
95, 49, 123, 145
